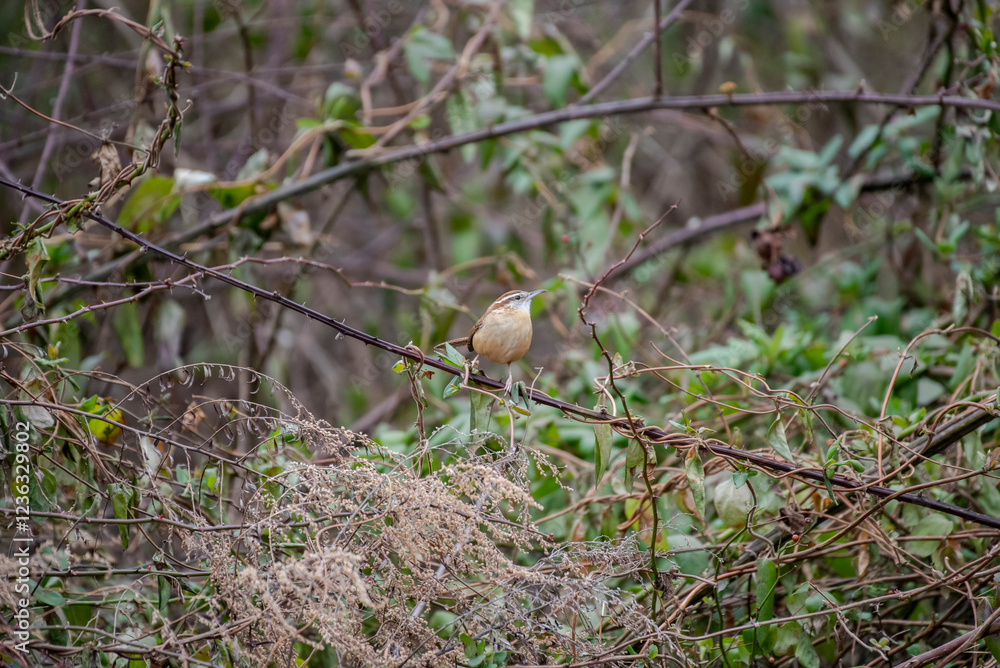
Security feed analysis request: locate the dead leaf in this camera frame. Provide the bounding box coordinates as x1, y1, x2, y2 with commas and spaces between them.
89, 142, 122, 190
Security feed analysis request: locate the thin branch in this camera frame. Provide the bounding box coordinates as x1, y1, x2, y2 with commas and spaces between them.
230, 89, 996, 239
577, 0, 693, 105
652, 0, 663, 98
1, 178, 999, 532
17, 0, 85, 226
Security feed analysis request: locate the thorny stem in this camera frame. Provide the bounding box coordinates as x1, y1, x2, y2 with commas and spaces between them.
2, 178, 999, 536
576, 205, 678, 626
71, 88, 1000, 252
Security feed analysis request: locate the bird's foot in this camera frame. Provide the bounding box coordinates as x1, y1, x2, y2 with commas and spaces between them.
463, 356, 480, 385
503, 374, 514, 395
503, 372, 529, 407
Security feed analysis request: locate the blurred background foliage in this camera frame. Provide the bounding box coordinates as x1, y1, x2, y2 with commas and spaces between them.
2, 0, 1000, 665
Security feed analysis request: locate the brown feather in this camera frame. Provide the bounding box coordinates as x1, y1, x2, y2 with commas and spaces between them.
467, 322, 482, 353
433, 336, 469, 352
468, 291, 526, 354
468, 308, 532, 364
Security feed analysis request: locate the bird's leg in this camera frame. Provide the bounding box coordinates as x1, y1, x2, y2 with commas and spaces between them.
465, 354, 479, 385
503, 364, 514, 394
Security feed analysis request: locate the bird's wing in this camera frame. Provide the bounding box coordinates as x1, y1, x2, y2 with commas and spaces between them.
467, 321, 482, 354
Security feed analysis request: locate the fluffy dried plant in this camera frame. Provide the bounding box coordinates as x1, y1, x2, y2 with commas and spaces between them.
142, 368, 653, 666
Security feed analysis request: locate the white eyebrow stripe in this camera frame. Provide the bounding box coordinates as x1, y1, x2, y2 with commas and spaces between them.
494, 293, 522, 306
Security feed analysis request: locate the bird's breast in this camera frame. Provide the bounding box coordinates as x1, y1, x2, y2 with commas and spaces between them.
471, 310, 533, 364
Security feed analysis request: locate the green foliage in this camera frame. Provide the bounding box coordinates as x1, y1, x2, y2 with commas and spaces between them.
118, 176, 180, 233
404, 26, 454, 84
111, 302, 145, 368
4, 1, 1000, 666
592, 419, 612, 487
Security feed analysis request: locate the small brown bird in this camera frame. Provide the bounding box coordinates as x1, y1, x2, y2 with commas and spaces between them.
440, 289, 546, 393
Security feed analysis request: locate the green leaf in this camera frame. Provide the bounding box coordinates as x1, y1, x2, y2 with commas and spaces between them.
340, 126, 376, 149
158, 575, 170, 615
774, 622, 801, 655
795, 634, 820, 668
980, 476, 1000, 516
684, 448, 706, 519
834, 174, 864, 208
35, 587, 65, 607
439, 343, 466, 367
559, 119, 592, 150
756, 559, 777, 620
208, 183, 257, 209
529, 35, 563, 57
823, 469, 837, 501
624, 440, 643, 490
665, 534, 707, 575
910, 514, 954, 557
986, 633, 1000, 664
767, 416, 796, 463
509, 0, 534, 39
817, 135, 843, 166
509, 380, 524, 405
404, 27, 454, 84
443, 375, 462, 398
625, 440, 644, 468
118, 176, 180, 232
543, 55, 578, 107
322, 82, 361, 121
470, 390, 495, 433
64, 603, 94, 627
479, 138, 497, 170
109, 483, 132, 549
447, 92, 477, 162
848, 124, 881, 158
201, 467, 219, 494
714, 474, 752, 528
509, 404, 531, 417
22, 464, 52, 511
23, 237, 48, 317
593, 421, 612, 489
112, 302, 145, 368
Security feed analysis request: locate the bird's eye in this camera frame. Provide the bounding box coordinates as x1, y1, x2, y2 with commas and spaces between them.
515, 294, 522, 300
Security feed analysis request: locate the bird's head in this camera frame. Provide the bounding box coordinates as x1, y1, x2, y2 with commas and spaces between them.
492, 289, 546, 312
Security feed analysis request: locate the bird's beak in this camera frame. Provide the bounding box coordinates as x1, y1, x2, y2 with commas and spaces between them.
527, 289, 547, 299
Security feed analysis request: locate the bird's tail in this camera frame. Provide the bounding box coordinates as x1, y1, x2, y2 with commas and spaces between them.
433, 337, 469, 352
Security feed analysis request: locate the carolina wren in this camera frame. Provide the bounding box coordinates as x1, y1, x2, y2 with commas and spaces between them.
441, 289, 546, 393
